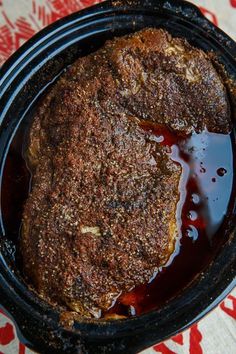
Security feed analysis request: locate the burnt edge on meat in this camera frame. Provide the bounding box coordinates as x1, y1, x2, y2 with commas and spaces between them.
21, 28, 231, 319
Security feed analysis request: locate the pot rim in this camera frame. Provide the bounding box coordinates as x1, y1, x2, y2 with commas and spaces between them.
0, 0, 235, 352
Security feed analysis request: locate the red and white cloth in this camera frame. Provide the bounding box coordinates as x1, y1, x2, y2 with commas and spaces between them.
0, 1, 235, 353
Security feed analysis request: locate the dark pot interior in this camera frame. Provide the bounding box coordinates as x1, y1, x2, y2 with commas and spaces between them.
0, 0, 235, 353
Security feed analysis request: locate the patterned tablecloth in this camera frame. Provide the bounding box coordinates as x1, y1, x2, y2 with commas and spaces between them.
0, 1, 235, 353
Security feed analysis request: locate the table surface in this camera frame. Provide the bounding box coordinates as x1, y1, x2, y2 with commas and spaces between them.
0, 1, 235, 353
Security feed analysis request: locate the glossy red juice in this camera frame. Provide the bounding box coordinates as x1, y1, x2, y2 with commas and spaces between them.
107, 124, 234, 317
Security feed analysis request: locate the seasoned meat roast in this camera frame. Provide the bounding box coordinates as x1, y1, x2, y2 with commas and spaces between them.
21, 28, 231, 318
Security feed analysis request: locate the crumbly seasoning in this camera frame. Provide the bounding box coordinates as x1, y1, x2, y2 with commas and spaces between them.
21, 28, 231, 319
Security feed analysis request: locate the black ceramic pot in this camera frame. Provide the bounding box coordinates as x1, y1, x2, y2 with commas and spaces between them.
0, 1, 235, 353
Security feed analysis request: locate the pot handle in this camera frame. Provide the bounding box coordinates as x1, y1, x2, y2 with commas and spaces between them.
82, 334, 157, 354
110, 0, 203, 19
